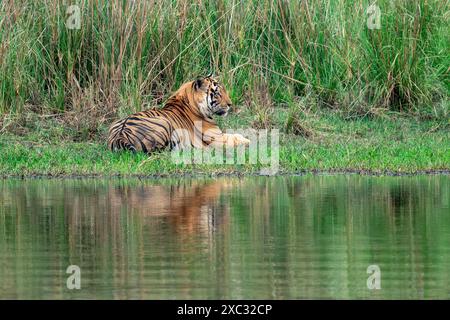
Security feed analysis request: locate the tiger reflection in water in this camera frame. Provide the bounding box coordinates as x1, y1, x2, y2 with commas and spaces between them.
108, 179, 233, 235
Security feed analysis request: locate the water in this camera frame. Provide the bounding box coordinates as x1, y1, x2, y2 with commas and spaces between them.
0, 175, 449, 299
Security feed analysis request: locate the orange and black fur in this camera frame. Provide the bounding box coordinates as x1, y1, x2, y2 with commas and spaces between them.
108, 75, 250, 153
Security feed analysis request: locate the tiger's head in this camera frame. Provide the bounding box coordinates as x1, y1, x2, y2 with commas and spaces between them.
191, 75, 232, 118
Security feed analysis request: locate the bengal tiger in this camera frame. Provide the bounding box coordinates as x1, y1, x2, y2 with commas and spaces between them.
107, 75, 250, 153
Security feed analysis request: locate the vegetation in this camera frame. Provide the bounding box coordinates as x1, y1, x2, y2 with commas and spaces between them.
1, 109, 448, 177
0, 0, 448, 176
1, 1, 448, 116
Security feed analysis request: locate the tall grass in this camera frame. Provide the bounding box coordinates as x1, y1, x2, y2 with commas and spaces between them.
0, 0, 448, 121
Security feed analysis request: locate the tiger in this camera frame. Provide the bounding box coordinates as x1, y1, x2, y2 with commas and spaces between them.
107, 75, 250, 154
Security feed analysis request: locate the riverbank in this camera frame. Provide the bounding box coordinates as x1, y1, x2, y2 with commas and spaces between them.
1, 1, 448, 178
1, 110, 448, 178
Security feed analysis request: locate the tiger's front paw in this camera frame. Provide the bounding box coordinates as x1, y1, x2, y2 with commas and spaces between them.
233, 134, 250, 146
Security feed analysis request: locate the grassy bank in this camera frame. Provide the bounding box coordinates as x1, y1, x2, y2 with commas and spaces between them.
1, 108, 448, 177
0, 0, 448, 177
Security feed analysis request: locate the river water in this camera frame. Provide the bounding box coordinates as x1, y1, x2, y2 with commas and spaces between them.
0, 175, 448, 299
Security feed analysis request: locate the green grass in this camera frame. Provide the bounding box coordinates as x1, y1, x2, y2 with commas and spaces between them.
1, 108, 448, 177
0, 0, 448, 176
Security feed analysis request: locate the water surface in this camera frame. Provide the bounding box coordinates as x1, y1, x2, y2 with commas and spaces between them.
0, 175, 449, 299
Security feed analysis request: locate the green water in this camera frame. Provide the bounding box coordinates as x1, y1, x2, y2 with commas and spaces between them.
0, 176, 449, 299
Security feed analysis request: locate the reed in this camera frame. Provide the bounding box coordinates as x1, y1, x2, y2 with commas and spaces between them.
0, 0, 448, 120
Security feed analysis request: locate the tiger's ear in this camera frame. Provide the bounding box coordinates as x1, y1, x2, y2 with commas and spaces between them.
193, 77, 204, 91
206, 73, 220, 83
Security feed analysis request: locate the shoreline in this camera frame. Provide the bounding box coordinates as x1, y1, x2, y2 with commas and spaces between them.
2, 169, 449, 180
